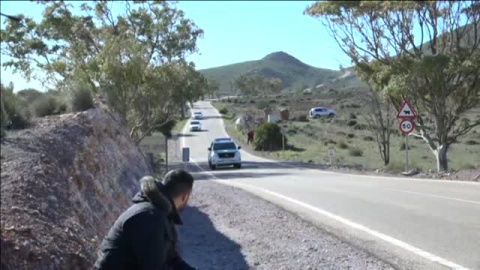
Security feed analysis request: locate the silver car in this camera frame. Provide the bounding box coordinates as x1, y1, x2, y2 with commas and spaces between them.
208, 139, 242, 170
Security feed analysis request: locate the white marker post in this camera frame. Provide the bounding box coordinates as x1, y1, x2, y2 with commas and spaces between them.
397, 100, 417, 174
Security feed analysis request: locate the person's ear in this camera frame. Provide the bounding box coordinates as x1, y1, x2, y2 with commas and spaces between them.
181, 192, 191, 203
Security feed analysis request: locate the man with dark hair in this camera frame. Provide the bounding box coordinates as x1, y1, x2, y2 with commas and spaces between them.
93, 169, 195, 270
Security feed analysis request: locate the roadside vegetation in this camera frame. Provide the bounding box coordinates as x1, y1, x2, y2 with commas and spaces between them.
1, 1, 218, 144
213, 96, 480, 173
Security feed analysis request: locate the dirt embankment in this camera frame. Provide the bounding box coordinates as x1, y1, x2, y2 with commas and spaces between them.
1, 108, 149, 269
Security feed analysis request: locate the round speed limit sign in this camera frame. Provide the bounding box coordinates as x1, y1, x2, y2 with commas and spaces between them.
399, 119, 415, 134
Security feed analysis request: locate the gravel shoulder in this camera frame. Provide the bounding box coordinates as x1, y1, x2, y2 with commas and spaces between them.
176, 176, 395, 270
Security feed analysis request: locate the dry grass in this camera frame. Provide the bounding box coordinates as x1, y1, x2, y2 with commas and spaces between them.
213, 97, 480, 172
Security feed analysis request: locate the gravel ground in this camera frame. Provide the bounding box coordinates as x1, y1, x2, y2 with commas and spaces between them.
176, 177, 395, 270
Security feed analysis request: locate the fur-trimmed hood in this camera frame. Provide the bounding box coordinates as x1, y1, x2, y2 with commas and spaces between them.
132, 176, 182, 225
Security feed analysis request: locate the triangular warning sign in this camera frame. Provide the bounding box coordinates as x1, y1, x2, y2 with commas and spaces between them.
397, 100, 417, 119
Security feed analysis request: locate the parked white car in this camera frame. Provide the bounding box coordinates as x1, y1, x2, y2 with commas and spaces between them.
310, 107, 336, 118
190, 120, 202, 132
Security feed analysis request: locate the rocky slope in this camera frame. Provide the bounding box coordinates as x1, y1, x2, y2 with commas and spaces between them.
0, 107, 150, 269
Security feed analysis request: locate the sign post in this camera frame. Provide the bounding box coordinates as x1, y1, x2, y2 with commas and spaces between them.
397, 100, 417, 174
328, 148, 336, 166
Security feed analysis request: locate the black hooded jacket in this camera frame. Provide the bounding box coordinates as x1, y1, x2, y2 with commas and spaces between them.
93, 178, 194, 270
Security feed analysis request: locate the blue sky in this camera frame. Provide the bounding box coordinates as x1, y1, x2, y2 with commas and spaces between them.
0, 1, 351, 91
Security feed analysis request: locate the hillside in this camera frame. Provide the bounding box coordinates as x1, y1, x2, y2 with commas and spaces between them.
201, 22, 478, 97
1, 107, 149, 269
199, 52, 368, 95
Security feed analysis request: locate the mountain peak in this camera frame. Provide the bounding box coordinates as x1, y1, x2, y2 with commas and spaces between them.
262, 51, 306, 66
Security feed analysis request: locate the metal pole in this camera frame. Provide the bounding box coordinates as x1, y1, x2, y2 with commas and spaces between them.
165, 136, 169, 173
282, 133, 285, 152
405, 134, 409, 172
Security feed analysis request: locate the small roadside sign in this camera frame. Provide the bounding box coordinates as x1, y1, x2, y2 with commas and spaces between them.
399, 119, 415, 134
396, 100, 417, 119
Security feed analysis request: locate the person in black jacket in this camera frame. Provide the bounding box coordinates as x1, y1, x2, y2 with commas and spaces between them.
93, 169, 195, 270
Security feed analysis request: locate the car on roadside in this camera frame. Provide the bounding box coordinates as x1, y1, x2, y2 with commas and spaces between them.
214, 138, 232, 142
208, 139, 242, 170
309, 107, 336, 118
190, 120, 202, 132
192, 112, 203, 120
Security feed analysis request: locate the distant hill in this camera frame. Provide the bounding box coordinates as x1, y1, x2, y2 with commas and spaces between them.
199, 51, 367, 95
201, 22, 478, 96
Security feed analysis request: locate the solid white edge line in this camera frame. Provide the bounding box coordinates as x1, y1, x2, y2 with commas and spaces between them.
382, 188, 480, 205
187, 158, 470, 270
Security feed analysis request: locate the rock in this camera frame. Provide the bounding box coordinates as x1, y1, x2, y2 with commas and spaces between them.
47, 195, 58, 204
1, 108, 150, 269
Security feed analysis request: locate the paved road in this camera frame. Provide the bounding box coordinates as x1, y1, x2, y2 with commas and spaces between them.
181, 101, 480, 270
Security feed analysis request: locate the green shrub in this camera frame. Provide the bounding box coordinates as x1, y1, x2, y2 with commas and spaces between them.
1, 86, 29, 130
349, 148, 363, 157
324, 139, 337, 146
459, 163, 476, 170
464, 140, 479, 145
71, 88, 94, 112
386, 161, 405, 174
32, 95, 59, 117
363, 136, 374, 141
347, 133, 355, 138
354, 124, 368, 130
338, 141, 349, 149
350, 104, 361, 109
347, 120, 357, 126
250, 100, 255, 104
219, 108, 228, 115
336, 131, 347, 137
294, 114, 308, 122
399, 142, 412, 151
253, 122, 285, 151
269, 99, 277, 104
17, 89, 45, 103
349, 112, 357, 119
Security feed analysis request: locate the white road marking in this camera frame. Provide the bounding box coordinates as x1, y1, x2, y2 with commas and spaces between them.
382, 188, 480, 206
188, 160, 470, 270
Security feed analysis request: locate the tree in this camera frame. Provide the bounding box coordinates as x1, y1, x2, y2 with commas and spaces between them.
362, 90, 396, 166
233, 74, 282, 96
256, 100, 274, 119
167, 61, 209, 119
265, 77, 283, 93
233, 74, 254, 96
1, 1, 205, 144
306, 1, 480, 172
206, 78, 219, 99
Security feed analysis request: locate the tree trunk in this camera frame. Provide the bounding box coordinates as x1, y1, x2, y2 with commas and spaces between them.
180, 103, 186, 119
435, 144, 449, 172
383, 141, 390, 166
